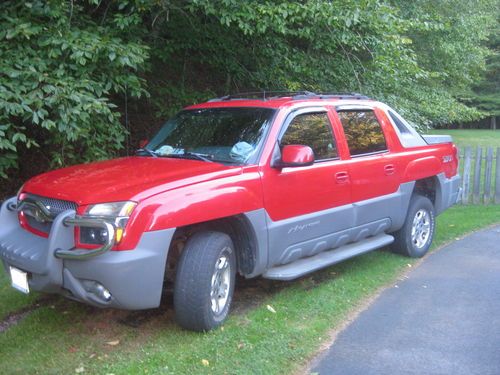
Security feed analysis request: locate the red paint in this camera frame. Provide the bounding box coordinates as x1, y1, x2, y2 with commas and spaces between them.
281, 145, 314, 166
17, 97, 459, 251
23, 157, 239, 205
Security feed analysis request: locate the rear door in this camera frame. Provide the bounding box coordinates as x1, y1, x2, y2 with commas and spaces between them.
333, 107, 402, 226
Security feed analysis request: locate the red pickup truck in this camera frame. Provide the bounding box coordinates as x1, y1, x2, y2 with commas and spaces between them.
0, 92, 460, 331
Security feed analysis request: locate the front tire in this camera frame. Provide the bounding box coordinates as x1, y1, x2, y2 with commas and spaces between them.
174, 231, 236, 331
391, 194, 435, 258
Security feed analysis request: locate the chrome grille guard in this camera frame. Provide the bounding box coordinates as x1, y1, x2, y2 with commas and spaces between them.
8, 199, 116, 260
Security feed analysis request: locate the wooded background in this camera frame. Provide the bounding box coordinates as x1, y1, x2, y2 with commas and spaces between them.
0, 0, 498, 197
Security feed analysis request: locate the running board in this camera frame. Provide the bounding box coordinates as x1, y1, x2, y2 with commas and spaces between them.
263, 234, 394, 280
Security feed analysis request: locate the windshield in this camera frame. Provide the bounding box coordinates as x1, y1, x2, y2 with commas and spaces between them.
144, 107, 275, 164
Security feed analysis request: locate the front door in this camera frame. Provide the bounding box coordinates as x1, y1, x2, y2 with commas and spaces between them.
261, 108, 353, 266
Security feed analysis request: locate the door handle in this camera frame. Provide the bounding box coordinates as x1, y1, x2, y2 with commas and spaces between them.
335, 171, 349, 184
384, 164, 395, 176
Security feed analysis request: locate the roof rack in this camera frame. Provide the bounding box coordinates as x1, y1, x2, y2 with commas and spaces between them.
207, 91, 371, 102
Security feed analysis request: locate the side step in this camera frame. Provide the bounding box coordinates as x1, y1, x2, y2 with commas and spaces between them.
263, 233, 394, 280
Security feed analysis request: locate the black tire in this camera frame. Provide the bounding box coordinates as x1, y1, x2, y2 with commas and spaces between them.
174, 231, 236, 332
391, 194, 435, 258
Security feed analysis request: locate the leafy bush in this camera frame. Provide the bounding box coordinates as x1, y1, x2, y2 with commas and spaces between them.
0, 0, 148, 178
0, 0, 497, 183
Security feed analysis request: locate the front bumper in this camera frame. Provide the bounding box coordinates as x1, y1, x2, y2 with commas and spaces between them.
0, 197, 175, 309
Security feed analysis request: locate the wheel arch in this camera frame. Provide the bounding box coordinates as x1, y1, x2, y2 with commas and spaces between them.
166, 211, 267, 282
412, 173, 455, 215
413, 176, 439, 206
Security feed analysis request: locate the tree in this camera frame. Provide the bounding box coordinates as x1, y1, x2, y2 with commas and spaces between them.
388, 0, 497, 127
0, 0, 498, 184
469, 17, 500, 129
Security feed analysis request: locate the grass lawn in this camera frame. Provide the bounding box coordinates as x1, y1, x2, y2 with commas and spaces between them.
0, 271, 39, 321
426, 129, 500, 149
1, 205, 500, 374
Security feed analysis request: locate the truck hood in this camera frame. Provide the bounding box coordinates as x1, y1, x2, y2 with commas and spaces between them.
22, 157, 242, 205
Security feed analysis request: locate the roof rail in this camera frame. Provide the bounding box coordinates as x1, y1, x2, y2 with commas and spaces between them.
207, 91, 371, 102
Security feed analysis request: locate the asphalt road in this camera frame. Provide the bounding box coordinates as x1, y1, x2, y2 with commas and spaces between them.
311, 225, 500, 375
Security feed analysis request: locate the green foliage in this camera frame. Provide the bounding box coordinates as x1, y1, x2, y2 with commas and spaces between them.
469, 16, 500, 119
387, 0, 498, 126
0, 0, 498, 181
0, 0, 148, 178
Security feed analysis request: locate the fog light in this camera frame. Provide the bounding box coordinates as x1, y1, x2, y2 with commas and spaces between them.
96, 284, 112, 301
80, 227, 109, 245
82, 280, 112, 302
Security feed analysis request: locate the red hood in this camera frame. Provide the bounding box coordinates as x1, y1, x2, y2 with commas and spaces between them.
23, 157, 241, 205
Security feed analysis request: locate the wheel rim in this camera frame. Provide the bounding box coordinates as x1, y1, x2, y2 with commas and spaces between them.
210, 249, 231, 315
411, 209, 431, 249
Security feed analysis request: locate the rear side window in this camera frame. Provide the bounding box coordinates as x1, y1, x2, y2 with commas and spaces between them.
281, 112, 338, 160
337, 110, 387, 156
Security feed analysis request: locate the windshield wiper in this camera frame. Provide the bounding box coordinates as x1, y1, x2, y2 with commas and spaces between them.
182, 152, 214, 163
163, 152, 214, 163
136, 148, 158, 158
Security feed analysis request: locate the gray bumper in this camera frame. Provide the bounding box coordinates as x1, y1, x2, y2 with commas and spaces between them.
0, 197, 175, 310
435, 173, 461, 215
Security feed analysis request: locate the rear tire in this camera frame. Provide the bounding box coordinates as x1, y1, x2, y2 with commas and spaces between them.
174, 231, 236, 332
391, 194, 435, 258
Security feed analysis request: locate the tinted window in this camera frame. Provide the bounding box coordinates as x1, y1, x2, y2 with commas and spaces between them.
338, 111, 387, 156
389, 110, 411, 134
145, 107, 275, 164
281, 112, 337, 160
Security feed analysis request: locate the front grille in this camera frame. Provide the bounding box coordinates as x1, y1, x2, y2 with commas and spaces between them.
21, 194, 77, 235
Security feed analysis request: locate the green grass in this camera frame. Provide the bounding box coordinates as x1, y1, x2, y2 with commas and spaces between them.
0, 271, 39, 320
426, 129, 500, 149
1, 205, 500, 374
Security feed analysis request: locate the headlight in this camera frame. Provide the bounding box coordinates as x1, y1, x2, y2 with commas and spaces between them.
80, 201, 137, 246
86, 201, 137, 217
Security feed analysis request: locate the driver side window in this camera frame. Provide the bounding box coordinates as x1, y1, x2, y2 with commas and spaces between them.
281, 112, 338, 161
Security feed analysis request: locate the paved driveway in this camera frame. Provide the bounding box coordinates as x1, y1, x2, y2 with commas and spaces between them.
311, 225, 500, 375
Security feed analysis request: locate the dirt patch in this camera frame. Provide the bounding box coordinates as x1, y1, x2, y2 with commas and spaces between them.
0, 308, 31, 333
0, 296, 57, 333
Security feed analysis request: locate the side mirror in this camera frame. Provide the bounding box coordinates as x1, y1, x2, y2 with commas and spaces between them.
139, 139, 149, 149
274, 144, 314, 168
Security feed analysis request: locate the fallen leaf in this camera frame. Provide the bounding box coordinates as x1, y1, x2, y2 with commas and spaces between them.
266, 305, 276, 314
75, 366, 84, 373
237, 342, 245, 350
106, 340, 120, 346
89, 353, 96, 359
201, 359, 210, 367
68, 347, 78, 353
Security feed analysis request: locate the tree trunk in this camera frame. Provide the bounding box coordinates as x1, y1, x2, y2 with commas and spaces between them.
491, 116, 497, 130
